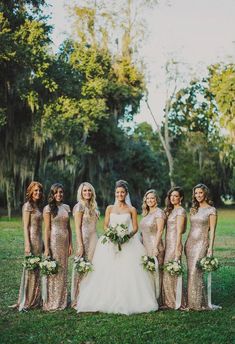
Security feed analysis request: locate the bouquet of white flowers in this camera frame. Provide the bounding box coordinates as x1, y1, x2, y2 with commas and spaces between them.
197, 256, 220, 272
74, 256, 93, 275
22, 253, 41, 271
102, 224, 130, 251
163, 260, 184, 276
39, 257, 59, 275
141, 255, 156, 272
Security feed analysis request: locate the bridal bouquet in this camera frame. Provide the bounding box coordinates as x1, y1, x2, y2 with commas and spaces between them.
163, 260, 184, 276
141, 255, 156, 272
102, 224, 130, 251
74, 256, 93, 275
22, 253, 41, 270
197, 256, 220, 272
39, 257, 59, 275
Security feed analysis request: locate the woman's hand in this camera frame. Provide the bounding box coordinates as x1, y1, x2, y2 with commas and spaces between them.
153, 247, 159, 257
207, 247, 213, 257
76, 246, 84, 257
24, 244, 31, 255
68, 245, 73, 257
44, 249, 50, 258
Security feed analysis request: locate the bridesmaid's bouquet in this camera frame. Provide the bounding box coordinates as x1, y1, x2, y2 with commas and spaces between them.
141, 255, 156, 272
102, 224, 130, 251
22, 253, 41, 270
197, 256, 220, 272
39, 257, 59, 275
74, 256, 93, 275
163, 260, 184, 276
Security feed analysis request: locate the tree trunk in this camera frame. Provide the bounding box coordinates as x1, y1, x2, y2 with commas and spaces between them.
6, 177, 15, 219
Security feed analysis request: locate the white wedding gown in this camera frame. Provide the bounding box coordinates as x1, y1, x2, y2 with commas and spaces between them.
77, 213, 158, 315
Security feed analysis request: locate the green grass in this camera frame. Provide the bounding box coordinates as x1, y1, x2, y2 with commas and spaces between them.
0, 209, 234, 344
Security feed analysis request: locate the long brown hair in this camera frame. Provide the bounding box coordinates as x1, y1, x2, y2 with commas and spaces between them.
25, 181, 44, 211
190, 183, 213, 215
164, 186, 184, 217
48, 183, 64, 218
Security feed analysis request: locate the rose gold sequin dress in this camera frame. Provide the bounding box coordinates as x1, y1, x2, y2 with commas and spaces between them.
185, 206, 217, 310
140, 208, 165, 303
162, 207, 187, 309
17, 202, 43, 310
43, 204, 70, 311
71, 202, 98, 308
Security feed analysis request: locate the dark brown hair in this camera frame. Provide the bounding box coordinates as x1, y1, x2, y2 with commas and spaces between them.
48, 183, 64, 217
164, 186, 184, 217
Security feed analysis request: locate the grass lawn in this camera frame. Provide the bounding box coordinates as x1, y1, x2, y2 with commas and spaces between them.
0, 209, 234, 344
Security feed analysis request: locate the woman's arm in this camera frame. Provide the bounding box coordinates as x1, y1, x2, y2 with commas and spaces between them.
43, 212, 51, 257
174, 215, 186, 260
74, 211, 84, 257
22, 210, 31, 255
153, 217, 165, 256
104, 205, 112, 231
68, 217, 73, 256
207, 214, 217, 256
130, 207, 138, 235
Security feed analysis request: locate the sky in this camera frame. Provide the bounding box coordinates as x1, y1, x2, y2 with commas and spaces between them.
45, 0, 235, 128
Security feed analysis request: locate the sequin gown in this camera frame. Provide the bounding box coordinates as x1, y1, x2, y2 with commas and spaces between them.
17, 202, 43, 310
140, 208, 165, 302
43, 204, 70, 311
185, 206, 217, 310
162, 207, 187, 309
71, 202, 98, 308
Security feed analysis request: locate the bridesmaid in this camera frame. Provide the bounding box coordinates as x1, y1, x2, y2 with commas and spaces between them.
13, 181, 44, 311
162, 186, 187, 309
43, 183, 72, 311
185, 183, 217, 310
71, 182, 99, 308
140, 189, 165, 304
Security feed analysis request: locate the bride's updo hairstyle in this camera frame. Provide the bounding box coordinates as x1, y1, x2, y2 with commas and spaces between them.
115, 180, 129, 193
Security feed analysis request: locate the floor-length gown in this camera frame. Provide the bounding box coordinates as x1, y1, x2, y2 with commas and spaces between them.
162, 207, 186, 309
185, 206, 217, 310
140, 208, 165, 304
43, 204, 70, 311
17, 202, 43, 310
71, 202, 98, 308
77, 213, 158, 315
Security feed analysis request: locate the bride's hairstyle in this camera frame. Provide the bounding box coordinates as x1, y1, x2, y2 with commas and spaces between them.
115, 180, 129, 193
115, 180, 132, 205
77, 182, 98, 215
48, 183, 64, 218
164, 186, 184, 217
142, 189, 160, 217
190, 183, 213, 215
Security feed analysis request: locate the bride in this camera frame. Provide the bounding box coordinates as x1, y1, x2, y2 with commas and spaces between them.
77, 180, 158, 315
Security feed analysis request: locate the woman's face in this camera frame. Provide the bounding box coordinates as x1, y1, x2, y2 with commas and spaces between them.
146, 193, 157, 209
194, 188, 206, 203
170, 191, 181, 206
54, 187, 64, 203
115, 187, 127, 202
82, 185, 93, 201
32, 186, 42, 202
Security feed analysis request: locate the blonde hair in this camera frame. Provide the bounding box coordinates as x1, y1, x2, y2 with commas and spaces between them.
77, 182, 98, 215
142, 189, 160, 216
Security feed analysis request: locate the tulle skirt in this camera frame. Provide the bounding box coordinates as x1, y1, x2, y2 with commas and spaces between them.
77, 236, 158, 315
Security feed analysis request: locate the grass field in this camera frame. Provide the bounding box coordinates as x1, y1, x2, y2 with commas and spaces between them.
0, 209, 234, 344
